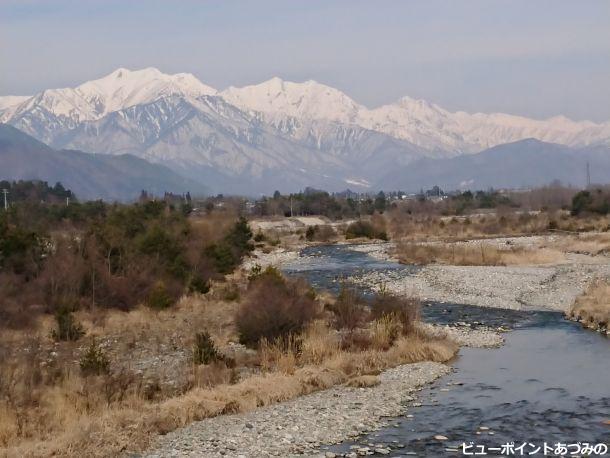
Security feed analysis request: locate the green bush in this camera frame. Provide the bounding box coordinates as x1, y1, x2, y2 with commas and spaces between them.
205, 217, 254, 274
146, 281, 174, 309
205, 243, 237, 274
305, 226, 316, 241
80, 339, 110, 376
247, 263, 263, 281
571, 190, 594, 216
188, 275, 210, 294
571, 189, 610, 216
345, 220, 387, 241
52, 307, 84, 341
193, 331, 222, 365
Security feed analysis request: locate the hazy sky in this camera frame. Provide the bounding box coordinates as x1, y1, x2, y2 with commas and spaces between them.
2, 0, 609, 121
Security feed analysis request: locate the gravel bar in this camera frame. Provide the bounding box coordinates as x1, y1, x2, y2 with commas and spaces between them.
144, 362, 450, 458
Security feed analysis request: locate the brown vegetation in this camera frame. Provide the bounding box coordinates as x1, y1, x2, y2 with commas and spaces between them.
235, 267, 320, 347
394, 240, 564, 266
568, 280, 610, 333
386, 209, 610, 242
550, 232, 610, 256
0, 264, 455, 458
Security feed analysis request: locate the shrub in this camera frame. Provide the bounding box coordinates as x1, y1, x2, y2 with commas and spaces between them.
328, 284, 368, 331
340, 329, 373, 351
306, 225, 336, 242
259, 334, 300, 374
236, 271, 318, 347
345, 220, 387, 240
247, 263, 263, 281
227, 217, 253, 254
222, 283, 240, 302
300, 320, 339, 364
371, 293, 420, 334
305, 226, 316, 241
205, 217, 254, 274
146, 281, 174, 309
80, 339, 110, 376
52, 306, 84, 341
205, 243, 237, 274
188, 275, 210, 294
571, 190, 593, 215
370, 314, 402, 350
193, 331, 222, 365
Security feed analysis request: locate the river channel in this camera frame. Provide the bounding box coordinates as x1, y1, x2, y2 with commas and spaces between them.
282, 244, 610, 456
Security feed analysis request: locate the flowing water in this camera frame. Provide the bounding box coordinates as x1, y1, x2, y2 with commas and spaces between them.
282, 244, 610, 456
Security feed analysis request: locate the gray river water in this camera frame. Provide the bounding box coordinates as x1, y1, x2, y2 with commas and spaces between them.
282, 244, 610, 457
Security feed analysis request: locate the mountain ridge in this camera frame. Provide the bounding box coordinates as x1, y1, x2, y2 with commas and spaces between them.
0, 124, 208, 200
2, 67, 610, 194
378, 138, 610, 192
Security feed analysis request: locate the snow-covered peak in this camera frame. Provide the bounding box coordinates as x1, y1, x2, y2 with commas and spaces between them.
75, 67, 217, 117
3, 68, 610, 155
0, 95, 30, 111
221, 77, 363, 124
4, 67, 217, 123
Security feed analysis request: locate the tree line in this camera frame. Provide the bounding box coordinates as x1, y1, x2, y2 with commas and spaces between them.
0, 197, 252, 330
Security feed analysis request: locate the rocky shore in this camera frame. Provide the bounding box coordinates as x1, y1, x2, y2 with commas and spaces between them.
242, 247, 301, 271
348, 243, 610, 312
145, 362, 451, 458
422, 323, 504, 348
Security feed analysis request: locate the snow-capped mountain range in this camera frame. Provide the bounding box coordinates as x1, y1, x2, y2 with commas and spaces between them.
221, 77, 610, 153
2, 67, 609, 194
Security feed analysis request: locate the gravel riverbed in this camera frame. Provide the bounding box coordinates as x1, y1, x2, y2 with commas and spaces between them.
144, 362, 451, 458
348, 242, 610, 312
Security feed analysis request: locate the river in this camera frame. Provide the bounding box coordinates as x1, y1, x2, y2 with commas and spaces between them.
282, 244, 610, 457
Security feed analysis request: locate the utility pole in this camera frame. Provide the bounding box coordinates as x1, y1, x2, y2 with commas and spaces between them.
2, 189, 8, 211
586, 161, 591, 188
290, 195, 293, 217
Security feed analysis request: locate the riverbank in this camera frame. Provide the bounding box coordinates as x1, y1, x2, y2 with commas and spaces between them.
567, 280, 610, 335
348, 238, 610, 312
145, 362, 450, 458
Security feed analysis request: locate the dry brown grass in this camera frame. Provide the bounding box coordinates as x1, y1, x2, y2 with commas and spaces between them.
394, 241, 564, 266
370, 315, 402, 350
0, 285, 457, 458
1, 329, 456, 458
551, 233, 610, 256
568, 280, 610, 332
386, 210, 610, 242
300, 320, 341, 364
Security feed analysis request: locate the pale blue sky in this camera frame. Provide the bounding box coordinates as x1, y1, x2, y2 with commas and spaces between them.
1, 0, 609, 121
